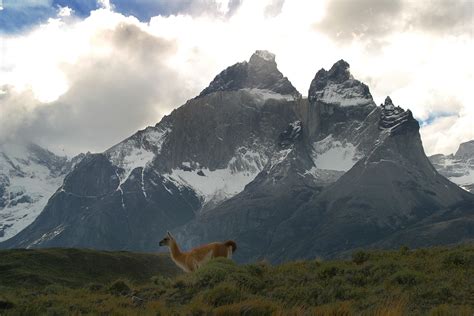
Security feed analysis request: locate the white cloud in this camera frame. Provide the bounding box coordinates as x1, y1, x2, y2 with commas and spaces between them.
97, 0, 112, 11
0, 0, 472, 156
58, 6, 73, 17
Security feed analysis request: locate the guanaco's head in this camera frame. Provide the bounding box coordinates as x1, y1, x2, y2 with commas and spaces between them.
159, 231, 174, 247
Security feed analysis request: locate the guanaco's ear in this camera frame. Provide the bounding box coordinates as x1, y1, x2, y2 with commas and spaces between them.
167, 231, 173, 238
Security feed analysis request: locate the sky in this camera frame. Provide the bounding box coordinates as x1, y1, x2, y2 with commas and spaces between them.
0, 0, 472, 156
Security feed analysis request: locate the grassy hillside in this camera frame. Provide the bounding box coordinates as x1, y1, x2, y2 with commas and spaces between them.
0, 245, 473, 315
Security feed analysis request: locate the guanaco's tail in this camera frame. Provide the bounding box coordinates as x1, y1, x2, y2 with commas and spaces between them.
224, 240, 237, 253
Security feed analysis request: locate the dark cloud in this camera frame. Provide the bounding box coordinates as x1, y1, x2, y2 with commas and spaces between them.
316, 0, 402, 42
0, 23, 194, 155
411, 0, 473, 35
316, 0, 473, 44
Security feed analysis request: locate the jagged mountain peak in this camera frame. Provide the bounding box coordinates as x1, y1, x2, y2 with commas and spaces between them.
325, 59, 351, 82
383, 96, 394, 110
199, 50, 300, 98
379, 97, 418, 135
310, 59, 351, 90
250, 50, 276, 63
308, 60, 374, 108
455, 140, 474, 159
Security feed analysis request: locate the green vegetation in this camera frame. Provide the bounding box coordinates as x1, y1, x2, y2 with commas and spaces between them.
0, 245, 473, 315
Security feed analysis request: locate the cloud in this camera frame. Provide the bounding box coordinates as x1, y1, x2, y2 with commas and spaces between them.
315, 0, 473, 44
410, 0, 473, 35
264, 0, 285, 17
316, 0, 403, 42
0, 21, 194, 155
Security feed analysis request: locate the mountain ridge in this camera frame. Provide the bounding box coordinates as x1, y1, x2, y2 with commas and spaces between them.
1, 51, 472, 263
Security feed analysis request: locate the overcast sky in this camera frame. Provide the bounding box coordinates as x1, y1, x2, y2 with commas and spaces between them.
0, 0, 473, 156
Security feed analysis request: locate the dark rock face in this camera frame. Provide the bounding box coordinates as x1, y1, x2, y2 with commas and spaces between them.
1, 52, 472, 262
455, 140, 474, 159
199, 50, 300, 98
302, 59, 376, 144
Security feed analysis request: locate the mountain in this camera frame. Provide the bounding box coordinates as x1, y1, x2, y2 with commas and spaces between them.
0, 51, 302, 250
429, 140, 474, 193
0, 142, 83, 241
177, 69, 474, 263
1, 51, 473, 263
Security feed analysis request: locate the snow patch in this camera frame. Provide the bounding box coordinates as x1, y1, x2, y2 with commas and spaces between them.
164, 148, 267, 207
312, 135, 359, 171
269, 148, 292, 170
242, 88, 296, 103
315, 82, 372, 107
254, 50, 275, 62
107, 125, 170, 186
0, 143, 69, 242
28, 224, 65, 247
304, 166, 345, 184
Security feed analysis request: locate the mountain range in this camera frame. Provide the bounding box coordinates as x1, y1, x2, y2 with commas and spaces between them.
1, 50, 473, 263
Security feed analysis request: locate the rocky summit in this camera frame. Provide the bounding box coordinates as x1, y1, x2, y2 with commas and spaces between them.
1, 51, 473, 263
429, 140, 474, 193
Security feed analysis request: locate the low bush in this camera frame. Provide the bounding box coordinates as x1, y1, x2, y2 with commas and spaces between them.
107, 279, 131, 296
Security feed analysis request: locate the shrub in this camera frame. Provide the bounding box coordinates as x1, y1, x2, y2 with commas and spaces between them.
151, 275, 172, 288
202, 282, 243, 307
399, 245, 410, 255
429, 304, 474, 316
345, 269, 368, 287
213, 299, 278, 316
190, 258, 239, 288
391, 270, 424, 286
442, 252, 470, 267
107, 279, 131, 296
42, 284, 64, 294
85, 282, 103, 292
0, 299, 14, 310
352, 250, 370, 265
318, 265, 341, 279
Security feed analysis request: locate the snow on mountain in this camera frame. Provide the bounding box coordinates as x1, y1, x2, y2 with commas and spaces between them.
165, 146, 268, 210
0, 143, 82, 241
313, 79, 374, 107
379, 96, 413, 132
107, 124, 170, 176
308, 59, 374, 108
254, 50, 275, 62
311, 135, 359, 171
430, 140, 474, 193
242, 88, 297, 104
199, 50, 300, 98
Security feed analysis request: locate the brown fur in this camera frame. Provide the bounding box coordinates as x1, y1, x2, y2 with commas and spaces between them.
159, 232, 237, 273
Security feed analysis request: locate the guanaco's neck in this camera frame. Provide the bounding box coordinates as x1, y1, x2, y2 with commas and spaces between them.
169, 239, 183, 260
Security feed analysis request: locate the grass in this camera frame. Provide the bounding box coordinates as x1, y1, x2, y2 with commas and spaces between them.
0, 245, 473, 315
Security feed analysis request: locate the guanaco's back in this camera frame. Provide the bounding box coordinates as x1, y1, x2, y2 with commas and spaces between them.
159, 232, 237, 272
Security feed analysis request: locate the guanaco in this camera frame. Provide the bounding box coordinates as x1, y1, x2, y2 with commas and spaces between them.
159, 231, 237, 273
